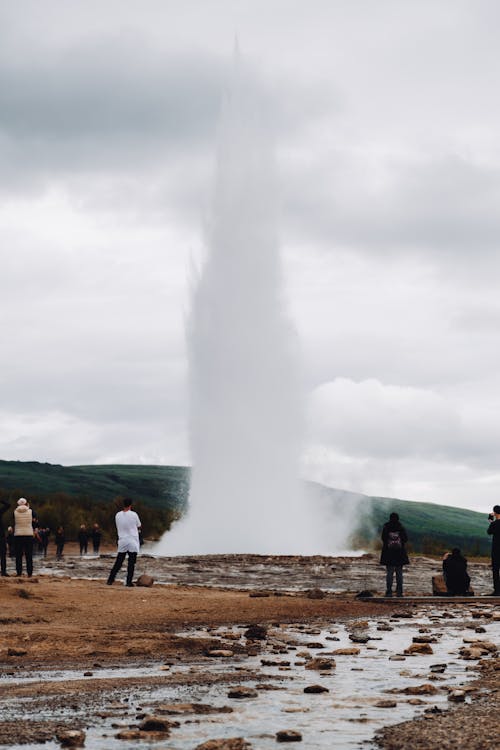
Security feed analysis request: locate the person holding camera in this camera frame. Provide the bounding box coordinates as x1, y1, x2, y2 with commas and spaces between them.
487, 505, 500, 596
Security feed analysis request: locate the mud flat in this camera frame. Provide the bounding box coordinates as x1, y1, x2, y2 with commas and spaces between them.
0, 553, 498, 748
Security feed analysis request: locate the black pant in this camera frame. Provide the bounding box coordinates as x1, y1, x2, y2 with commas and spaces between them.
14, 536, 33, 576
79, 540, 87, 555
56, 543, 64, 560
0, 536, 7, 575
492, 558, 500, 594
107, 551, 137, 586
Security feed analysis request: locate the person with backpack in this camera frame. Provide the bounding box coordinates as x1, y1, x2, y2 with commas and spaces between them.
380, 512, 409, 597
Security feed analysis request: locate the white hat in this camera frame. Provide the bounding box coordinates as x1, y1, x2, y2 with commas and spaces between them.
17, 497, 28, 506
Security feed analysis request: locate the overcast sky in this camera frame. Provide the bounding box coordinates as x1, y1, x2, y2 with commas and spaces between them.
2, 1, 500, 512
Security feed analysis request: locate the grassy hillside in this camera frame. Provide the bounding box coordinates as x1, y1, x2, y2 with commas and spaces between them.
0, 460, 492, 555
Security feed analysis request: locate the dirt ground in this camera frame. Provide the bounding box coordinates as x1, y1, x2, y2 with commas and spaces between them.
0, 573, 393, 671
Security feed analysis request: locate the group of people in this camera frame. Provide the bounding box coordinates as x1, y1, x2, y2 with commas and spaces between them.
380, 505, 500, 597
0, 496, 104, 577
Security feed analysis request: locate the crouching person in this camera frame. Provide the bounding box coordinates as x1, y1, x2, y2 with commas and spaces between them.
442, 548, 471, 596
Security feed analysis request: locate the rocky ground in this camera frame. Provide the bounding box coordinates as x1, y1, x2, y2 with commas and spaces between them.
0, 549, 498, 748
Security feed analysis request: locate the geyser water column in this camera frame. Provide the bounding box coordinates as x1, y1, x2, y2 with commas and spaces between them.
160, 64, 316, 554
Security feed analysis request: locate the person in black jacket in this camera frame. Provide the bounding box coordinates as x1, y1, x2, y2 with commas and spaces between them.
0, 499, 11, 576
487, 504, 500, 596
78, 525, 88, 556
380, 512, 409, 597
442, 548, 471, 595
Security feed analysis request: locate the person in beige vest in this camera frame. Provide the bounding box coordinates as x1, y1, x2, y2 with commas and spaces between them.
14, 498, 34, 577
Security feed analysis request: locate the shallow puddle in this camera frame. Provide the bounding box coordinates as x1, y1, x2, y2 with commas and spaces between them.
2, 608, 498, 749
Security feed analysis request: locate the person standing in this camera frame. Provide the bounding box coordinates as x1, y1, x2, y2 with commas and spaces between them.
91, 523, 102, 554
0, 499, 11, 576
107, 498, 141, 587
78, 524, 88, 555
487, 504, 500, 596
14, 498, 34, 577
380, 512, 409, 597
55, 526, 65, 560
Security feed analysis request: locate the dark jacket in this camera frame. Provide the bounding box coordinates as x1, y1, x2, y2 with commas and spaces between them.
443, 551, 470, 595
380, 520, 409, 566
0, 500, 10, 535
488, 519, 500, 562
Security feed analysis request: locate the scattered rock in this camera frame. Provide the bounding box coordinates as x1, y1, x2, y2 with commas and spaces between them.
138, 716, 176, 732
195, 739, 251, 750
244, 625, 267, 640
305, 657, 335, 671
402, 684, 439, 695
56, 729, 86, 747
304, 588, 325, 599
227, 687, 258, 699
276, 729, 302, 742
448, 690, 466, 702
404, 643, 434, 655
155, 703, 233, 715
135, 574, 154, 587
331, 648, 360, 656
207, 650, 234, 658
375, 700, 397, 708
303, 685, 329, 694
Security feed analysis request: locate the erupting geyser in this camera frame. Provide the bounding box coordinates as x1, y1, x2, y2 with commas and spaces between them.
158, 62, 319, 554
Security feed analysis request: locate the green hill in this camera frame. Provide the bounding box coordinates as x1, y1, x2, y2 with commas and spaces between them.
0, 460, 492, 555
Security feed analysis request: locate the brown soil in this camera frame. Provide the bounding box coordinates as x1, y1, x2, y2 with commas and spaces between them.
0, 574, 392, 672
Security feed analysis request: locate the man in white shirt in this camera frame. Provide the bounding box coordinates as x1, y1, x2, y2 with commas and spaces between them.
106, 498, 141, 587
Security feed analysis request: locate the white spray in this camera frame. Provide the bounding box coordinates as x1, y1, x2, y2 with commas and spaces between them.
156, 60, 321, 554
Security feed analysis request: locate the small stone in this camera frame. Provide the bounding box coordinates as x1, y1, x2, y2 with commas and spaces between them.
135, 574, 154, 587
55, 729, 86, 747
7, 647, 28, 656
448, 690, 466, 702
303, 685, 329, 694
402, 684, 439, 695
375, 700, 397, 708
304, 588, 325, 599
349, 634, 370, 644
207, 650, 234, 658
331, 648, 360, 656
227, 687, 258, 699
139, 716, 174, 732
276, 730, 302, 742
404, 643, 434, 655
305, 658, 335, 671
195, 739, 251, 750
244, 625, 267, 640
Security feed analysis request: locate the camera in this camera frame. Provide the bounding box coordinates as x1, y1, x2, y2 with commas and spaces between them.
488, 513, 495, 521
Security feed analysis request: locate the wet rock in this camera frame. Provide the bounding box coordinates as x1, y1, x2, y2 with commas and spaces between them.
429, 663, 447, 673
276, 729, 302, 742
244, 625, 267, 640
448, 690, 466, 702
83, 671, 93, 677
389, 655, 406, 661
307, 642, 324, 648
459, 647, 484, 660
404, 643, 434, 655
375, 700, 397, 708
304, 588, 325, 599
331, 648, 360, 656
261, 659, 291, 667
195, 740, 251, 750
115, 729, 169, 741
56, 729, 86, 747
402, 683, 439, 695
462, 640, 497, 652
207, 649, 234, 658
303, 685, 329, 694
377, 624, 394, 631
412, 636, 438, 644
7, 647, 28, 656
305, 657, 335, 671
139, 716, 176, 731
227, 687, 258, 699
135, 574, 154, 587
155, 703, 233, 715
349, 633, 370, 644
